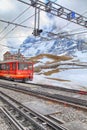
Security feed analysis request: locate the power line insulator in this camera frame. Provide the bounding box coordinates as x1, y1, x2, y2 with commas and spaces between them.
85, 21, 87, 27
77, 16, 83, 24
45, 1, 52, 12
57, 7, 64, 16
31, 0, 38, 7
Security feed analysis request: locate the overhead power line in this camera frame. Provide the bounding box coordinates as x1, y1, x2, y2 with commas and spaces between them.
0, 12, 36, 41
0, 29, 87, 40
0, 19, 32, 42
0, 3, 34, 42
0, 6, 31, 35
56, 11, 87, 33
0, 19, 32, 29
0, 30, 87, 50
46, 30, 87, 41
0, 23, 87, 41
63, 30, 87, 36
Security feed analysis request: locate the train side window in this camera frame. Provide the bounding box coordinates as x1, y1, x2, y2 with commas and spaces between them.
4, 64, 6, 70
28, 64, 33, 70
6, 64, 10, 70
4, 64, 8, 70
0, 64, 3, 70
18, 63, 23, 70
0, 63, 10, 70
24, 64, 28, 70
1, 64, 5, 70
12, 63, 16, 70
18, 63, 28, 70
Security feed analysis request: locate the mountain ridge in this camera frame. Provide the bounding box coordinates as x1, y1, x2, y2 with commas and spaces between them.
19, 32, 87, 58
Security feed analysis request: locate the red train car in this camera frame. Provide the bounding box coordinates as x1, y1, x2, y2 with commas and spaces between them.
0, 60, 33, 82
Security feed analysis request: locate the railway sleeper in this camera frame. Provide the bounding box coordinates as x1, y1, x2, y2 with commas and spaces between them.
0, 91, 68, 130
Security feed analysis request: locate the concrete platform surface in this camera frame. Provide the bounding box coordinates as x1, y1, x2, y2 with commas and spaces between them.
23, 101, 61, 115
63, 120, 87, 130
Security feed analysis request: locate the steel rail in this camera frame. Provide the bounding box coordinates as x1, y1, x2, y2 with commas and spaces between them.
0, 92, 48, 130
0, 107, 24, 130
25, 82, 87, 95
0, 91, 68, 130
0, 82, 87, 111
1, 78, 87, 95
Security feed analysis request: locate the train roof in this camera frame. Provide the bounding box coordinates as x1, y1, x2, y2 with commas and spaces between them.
0, 60, 33, 64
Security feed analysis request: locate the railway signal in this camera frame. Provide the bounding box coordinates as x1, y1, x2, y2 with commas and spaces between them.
45, 1, 52, 12
32, 29, 43, 36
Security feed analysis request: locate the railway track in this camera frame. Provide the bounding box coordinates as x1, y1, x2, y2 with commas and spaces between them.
0, 107, 24, 130
0, 81, 87, 110
0, 91, 68, 130
25, 82, 87, 95
1, 79, 87, 95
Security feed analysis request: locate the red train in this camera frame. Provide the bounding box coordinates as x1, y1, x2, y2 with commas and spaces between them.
0, 60, 33, 82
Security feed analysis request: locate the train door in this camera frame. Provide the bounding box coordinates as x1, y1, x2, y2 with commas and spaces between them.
11, 62, 16, 78
7, 63, 10, 75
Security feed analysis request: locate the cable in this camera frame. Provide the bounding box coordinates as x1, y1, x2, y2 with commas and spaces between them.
51, 11, 87, 35
0, 6, 31, 35
17, 0, 87, 39
0, 30, 87, 51
17, 0, 87, 28
0, 29, 87, 40
63, 30, 87, 36
1, 0, 87, 44
48, 30, 87, 41
0, 19, 32, 29
0, 3, 34, 42
0, 23, 32, 42
0, 13, 36, 42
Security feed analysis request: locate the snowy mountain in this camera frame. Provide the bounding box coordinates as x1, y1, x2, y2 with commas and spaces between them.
13, 30, 87, 90
19, 31, 87, 58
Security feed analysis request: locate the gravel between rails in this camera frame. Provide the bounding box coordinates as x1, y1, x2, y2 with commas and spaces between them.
0, 109, 11, 130
0, 87, 87, 129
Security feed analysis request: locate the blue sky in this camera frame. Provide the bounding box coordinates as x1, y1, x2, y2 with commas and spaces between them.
0, 0, 87, 60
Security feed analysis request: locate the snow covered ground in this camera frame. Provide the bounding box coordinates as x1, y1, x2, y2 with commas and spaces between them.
73, 51, 87, 62
29, 51, 87, 91
30, 70, 87, 91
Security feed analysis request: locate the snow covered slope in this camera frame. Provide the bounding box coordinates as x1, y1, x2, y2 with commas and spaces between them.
29, 52, 87, 90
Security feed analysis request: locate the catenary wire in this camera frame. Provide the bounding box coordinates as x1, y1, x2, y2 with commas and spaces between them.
0, 13, 36, 42
0, 6, 31, 35
0, 0, 87, 48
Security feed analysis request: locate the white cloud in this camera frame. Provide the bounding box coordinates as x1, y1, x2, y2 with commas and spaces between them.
0, 0, 15, 12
